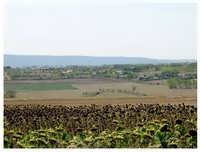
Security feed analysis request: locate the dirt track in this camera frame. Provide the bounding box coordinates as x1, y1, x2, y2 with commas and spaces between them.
4, 96, 196, 105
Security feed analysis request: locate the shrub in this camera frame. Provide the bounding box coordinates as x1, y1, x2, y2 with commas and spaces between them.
4, 90, 16, 98
166, 78, 197, 89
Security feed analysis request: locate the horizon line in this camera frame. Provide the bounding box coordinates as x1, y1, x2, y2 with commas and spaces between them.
4, 53, 196, 61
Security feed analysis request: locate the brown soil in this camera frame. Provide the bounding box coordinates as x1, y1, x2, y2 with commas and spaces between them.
5, 96, 196, 105
4, 79, 197, 105
5, 79, 197, 99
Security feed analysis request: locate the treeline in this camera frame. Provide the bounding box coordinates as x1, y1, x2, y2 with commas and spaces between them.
4, 63, 197, 81
166, 78, 197, 89
82, 87, 147, 97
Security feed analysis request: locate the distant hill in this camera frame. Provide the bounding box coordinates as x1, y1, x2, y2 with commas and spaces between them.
4, 55, 195, 67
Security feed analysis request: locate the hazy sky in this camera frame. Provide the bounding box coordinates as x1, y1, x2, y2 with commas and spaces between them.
4, 0, 197, 59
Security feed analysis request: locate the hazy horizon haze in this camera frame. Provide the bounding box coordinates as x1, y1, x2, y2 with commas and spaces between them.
4, 0, 197, 60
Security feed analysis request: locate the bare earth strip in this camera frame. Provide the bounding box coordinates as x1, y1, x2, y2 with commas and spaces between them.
5, 96, 196, 105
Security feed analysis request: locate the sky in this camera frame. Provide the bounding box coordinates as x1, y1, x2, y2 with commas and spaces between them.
4, 0, 197, 59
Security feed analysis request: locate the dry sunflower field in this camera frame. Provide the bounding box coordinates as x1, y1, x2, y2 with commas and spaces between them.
4, 103, 197, 148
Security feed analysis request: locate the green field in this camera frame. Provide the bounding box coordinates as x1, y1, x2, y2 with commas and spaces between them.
5, 82, 77, 92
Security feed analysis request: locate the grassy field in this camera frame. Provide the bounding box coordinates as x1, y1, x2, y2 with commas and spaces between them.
4, 82, 77, 92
